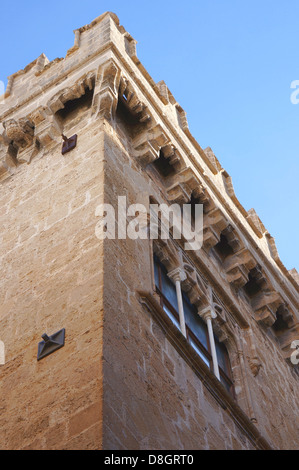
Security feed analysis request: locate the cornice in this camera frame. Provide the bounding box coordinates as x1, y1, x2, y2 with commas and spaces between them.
0, 11, 298, 312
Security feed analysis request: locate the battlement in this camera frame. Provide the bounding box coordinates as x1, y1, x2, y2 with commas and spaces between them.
0, 11, 298, 307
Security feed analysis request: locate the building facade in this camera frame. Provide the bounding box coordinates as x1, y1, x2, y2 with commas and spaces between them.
0, 12, 299, 450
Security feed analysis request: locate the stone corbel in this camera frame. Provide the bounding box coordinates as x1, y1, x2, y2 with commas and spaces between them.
248, 356, 262, 377
248, 265, 270, 292
92, 61, 120, 119
167, 267, 187, 284
153, 238, 181, 273
207, 207, 229, 237
162, 145, 183, 171
92, 61, 121, 120
253, 291, 284, 328
132, 124, 169, 167
202, 205, 229, 250
222, 225, 244, 254
213, 303, 227, 327
48, 71, 96, 115
2, 118, 37, 165
181, 264, 209, 309
29, 107, 62, 149
224, 248, 257, 288
118, 76, 151, 123
3, 118, 34, 149
166, 167, 201, 205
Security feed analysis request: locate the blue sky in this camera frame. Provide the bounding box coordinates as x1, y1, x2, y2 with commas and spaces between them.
0, 0, 298, 271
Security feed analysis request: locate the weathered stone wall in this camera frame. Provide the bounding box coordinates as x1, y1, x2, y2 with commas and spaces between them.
241, 319, 299, 448
101, 116, 299, 450
0, 113, 105, 449
0, 11, 298, 451
101, 121, 252, 450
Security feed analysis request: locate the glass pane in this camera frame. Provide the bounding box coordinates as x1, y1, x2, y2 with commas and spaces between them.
183, 295, 209, 350
163, 305, 181, 330
220, 374, 232, 394
154, 257, 160, 288
160, 267, 179, 312
215, 340, 230, 376
189, 337, 210, 368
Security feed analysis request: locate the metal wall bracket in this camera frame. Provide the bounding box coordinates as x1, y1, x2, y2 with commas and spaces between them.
61, 134, 77, 155
37, 329, 65, 361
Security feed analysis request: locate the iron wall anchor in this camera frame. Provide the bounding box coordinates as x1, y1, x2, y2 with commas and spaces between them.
37, 329, 65, 361
61, 134, 77, 155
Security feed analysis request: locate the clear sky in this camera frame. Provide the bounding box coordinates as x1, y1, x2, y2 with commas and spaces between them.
0, 0, 298, 272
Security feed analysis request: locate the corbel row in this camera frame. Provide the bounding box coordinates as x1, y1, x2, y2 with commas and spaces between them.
0, 58, 154, 177
153, 233, 297, 375
149, 154, 297, 355
153, 238, 244, 375
0, 70, 97, 172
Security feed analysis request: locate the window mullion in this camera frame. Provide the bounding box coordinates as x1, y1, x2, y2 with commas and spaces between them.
200, 307, 220, 381
167, 268, 187, 338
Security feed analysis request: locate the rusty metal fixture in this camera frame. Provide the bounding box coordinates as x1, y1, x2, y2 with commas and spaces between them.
37, 329, 65, 361
61, 134, 77, 155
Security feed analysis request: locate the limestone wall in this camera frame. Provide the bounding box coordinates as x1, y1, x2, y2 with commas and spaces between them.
0, 112, 105, 449
0, 11, 298, 451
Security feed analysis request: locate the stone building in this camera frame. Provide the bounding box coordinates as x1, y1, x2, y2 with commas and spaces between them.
0, 12, 298, 450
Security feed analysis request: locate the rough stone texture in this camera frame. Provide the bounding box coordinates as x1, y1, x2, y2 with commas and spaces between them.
0, 111, 104, 450
0, 11, 298, 450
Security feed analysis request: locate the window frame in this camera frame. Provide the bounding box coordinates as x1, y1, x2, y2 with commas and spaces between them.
154, 256, 235, 397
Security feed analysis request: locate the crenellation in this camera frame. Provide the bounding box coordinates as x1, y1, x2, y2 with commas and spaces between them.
0, 11, 289, 301
246, 208, 266, 239
289, 268, 299, 286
